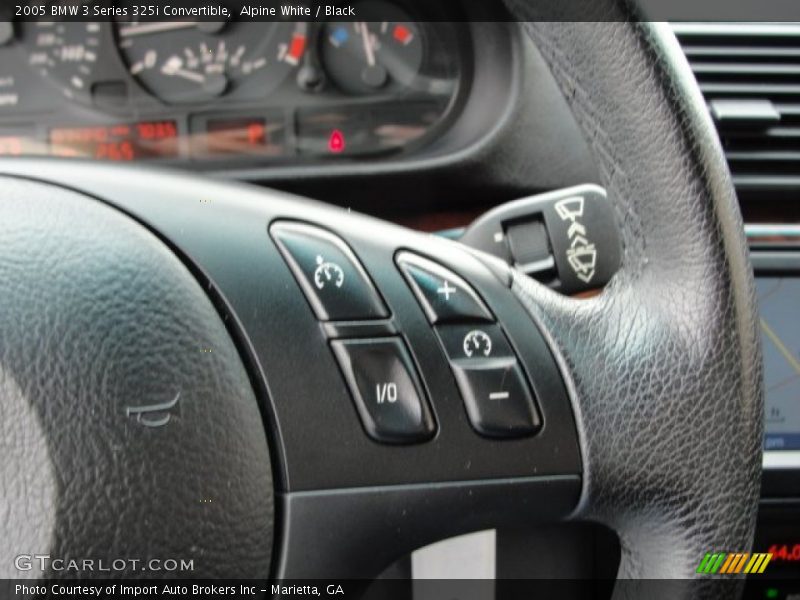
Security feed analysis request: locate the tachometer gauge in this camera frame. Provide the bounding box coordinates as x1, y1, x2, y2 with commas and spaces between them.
115, 20, 307, 104
22, 22, 107, 101
320, 1, 423, 95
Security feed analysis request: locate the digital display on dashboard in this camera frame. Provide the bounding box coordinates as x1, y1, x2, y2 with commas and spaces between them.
49, 121, 179, 161
0, 128, 41, 156
0, 135, 25, 156
758, 277, 800, 450
195, 116, 286, 158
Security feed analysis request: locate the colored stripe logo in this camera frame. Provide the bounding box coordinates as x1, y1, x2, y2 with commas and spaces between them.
697, 552, 772, 574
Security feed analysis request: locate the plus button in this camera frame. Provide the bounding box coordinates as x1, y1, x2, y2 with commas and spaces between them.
437, 281, 457, 301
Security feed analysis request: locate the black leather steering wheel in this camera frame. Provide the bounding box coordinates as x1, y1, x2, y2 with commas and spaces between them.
0, 13, 761, 599
508, 18, 763, 590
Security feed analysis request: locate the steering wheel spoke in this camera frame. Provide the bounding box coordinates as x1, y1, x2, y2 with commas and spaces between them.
0, 161, 585, 581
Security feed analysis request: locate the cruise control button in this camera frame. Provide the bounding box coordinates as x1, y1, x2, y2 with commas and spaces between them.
435, 323, 514, 362
450, 358, 540, 438
271, 221, 389, 321
396, 252, 493, 324
331, 338, 435, 444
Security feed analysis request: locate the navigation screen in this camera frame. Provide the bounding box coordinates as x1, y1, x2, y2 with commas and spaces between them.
758, 277, 800, 450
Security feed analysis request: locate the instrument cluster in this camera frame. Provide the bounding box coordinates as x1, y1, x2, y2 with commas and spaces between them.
0, 4, 465, 165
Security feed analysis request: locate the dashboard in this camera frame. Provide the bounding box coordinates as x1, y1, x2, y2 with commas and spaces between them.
0, 6, 475, 167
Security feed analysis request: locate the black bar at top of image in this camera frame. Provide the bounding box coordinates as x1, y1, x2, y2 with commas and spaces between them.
5, 0, 800, 22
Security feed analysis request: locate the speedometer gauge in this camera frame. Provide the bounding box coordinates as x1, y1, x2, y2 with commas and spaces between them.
115, 21, 307, 104
22, 22, 107, 102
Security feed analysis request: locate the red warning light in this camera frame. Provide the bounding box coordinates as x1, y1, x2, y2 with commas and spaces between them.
247, 122, 266, 146
328, 129, 345, 154
393, 24, 413, 45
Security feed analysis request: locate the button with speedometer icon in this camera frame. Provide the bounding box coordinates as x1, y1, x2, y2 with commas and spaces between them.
462, 330, 493, 358
435, 324, 516, 363
115, 20, 307, 104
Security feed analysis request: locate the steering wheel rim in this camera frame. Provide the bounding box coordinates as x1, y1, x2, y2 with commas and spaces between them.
0, 11, 761, 598
506, 17, 763, 586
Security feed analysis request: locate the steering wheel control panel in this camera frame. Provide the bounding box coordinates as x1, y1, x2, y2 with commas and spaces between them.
0, 5, 469, 167
397, 252, 541, 438
271, 219, 545, 450
271, 220, 437, 444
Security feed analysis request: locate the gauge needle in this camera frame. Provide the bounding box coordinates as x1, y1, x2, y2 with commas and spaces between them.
118, 21, 197, 38
357, 22, 388, 89
359, 22, 376, 67
161, 56, 205, 83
